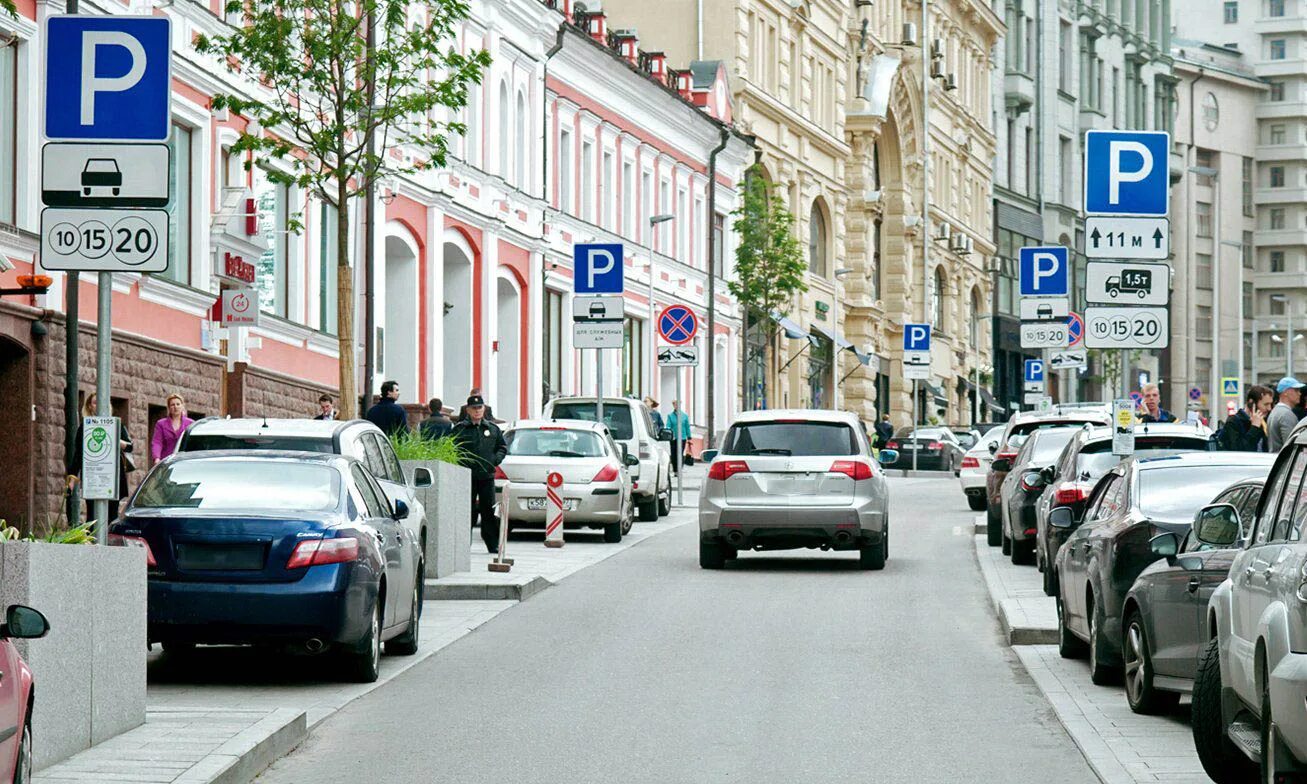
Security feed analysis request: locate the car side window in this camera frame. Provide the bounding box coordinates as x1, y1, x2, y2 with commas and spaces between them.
351, 465, 387, 518
376, 435, 405, 484
1083, 475, 1120, 522
1254, 448, 1301, 545
1282, 454, 1307, 542
359, 434, 387, 480
1238, 487, 1263, 532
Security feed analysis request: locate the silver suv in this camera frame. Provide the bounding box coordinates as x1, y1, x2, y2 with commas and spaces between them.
1195, 424, 1307, 782
541, 396, 673, 521
698, 410, 895, 570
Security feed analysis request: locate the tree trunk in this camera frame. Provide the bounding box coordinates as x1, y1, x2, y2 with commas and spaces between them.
336, 179, 357, 419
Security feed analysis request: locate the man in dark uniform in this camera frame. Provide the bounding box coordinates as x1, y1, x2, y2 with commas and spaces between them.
451, 395, 508, 553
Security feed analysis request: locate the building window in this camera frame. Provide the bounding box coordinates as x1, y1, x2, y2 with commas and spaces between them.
602, 151, 614, 230
1271, 81, 1286, 101
1196, 306, 1212, 339
1271, 39, 1287, 60
808, 202, 827, 277
712, 212, 725, 278
621, 161, 634, 238
514, 92, 527, 189
1243, 157, 1255, 216
319, 201, 339, 334
677, 187, 688, 262
164, 123, 193, 285
1271, 250, 1286, 272
557, 128, 572, 212
1271, 0, 1286, 16
1223, 1, 1237, 22
658, 179, 671, 250
1196, 253, 1213, 289
497, 82, 510, 180
0, 44, 14, 226
640, 170, 652, 243
1059, 21, 1072, 92
543, 288, 564, 401
930, 266, 946, 329
1271, 124, 1287, 145
1271, 208, 1286, 229
1271, 165, 1286, 188
1059, 136, 1072, 203
1244, 282, 1254, 318
465, 83, 479, 165
257, 179, 289, 318
1025, 127, 1036, 195
1244, 231, 1255, 269
622, 318, 645, 396
1271, 295, 1287, 315
1196, 149, 1215, 186
581, 142, 594, 221
1196, 201, 1212, 237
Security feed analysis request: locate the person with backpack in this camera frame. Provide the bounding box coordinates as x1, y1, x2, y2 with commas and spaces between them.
1219, 385, 1274, 452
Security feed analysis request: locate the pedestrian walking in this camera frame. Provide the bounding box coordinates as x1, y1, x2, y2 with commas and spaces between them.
644, 397, 664, 431
666, 400, 692, 475
1138, 383, 1176, 423
1219, 385, 1274, 452
313, 394, 337, 420
420, 397, 453, 440
457, 387, 496, 423
1268, 377, 1306, 453
67, 392, 135, 523
451, 395, 508, 553
365, 380, 409, 436
875, 414, 894, 449
150, 393, 194, 463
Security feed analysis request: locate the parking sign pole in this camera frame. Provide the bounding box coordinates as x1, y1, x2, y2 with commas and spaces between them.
912, 379, 918, 473
93, 272, 112, 543
676, 371, 684, 506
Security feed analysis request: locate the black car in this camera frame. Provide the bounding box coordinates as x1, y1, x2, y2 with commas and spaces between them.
886, 427, 965, 472
1034, 423, 1216, 596
999, 427, 1080, 565
1119, 478, 1263, 714
109, 451, 425, 683
1052, 452, 1275, 685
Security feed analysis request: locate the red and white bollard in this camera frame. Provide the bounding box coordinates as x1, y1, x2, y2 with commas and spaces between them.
544, 472, 565, 548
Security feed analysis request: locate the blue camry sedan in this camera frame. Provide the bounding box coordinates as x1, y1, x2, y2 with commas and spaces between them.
109, 451, 423, 683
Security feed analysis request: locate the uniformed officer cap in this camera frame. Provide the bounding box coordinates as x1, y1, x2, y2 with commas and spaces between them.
466, 395, 486, 407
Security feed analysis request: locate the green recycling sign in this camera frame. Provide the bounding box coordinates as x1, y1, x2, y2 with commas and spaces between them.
81, 416, 120, 501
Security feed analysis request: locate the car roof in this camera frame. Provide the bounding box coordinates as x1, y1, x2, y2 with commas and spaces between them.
729, 408, 863, 425
511, 419, 611, 434
184, 417, 372, 440
1077, 421, 1213, 442
1127, 451, 1276, 470
164, 449, 354, 468
1010, 410, 1110, 426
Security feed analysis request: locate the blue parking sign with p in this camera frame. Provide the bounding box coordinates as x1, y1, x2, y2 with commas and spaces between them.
1084, 130, 1170, 216
44, 16, 173, 142
1019, 247, 1069, 297
573, 243, 624, 294
903, 324, 930, 352
1025, 359, 1045, 383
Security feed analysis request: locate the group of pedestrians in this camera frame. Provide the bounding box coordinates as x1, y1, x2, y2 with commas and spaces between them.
1216, 376, 1307, 453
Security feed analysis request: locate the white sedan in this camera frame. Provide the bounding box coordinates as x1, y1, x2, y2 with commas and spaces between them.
959, 428, 1002, 511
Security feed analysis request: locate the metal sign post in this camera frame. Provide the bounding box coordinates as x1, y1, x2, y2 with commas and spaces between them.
573, 243, 625, 438
675, 372, 684, 505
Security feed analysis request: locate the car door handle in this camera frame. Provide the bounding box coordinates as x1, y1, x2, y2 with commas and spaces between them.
1187, 576, 1201, 594
1245, 566, 1256, 580
1264, 566, 1277, 580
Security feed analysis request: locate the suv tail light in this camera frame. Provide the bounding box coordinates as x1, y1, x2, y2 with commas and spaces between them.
287, 537, 359, 569
707, 460, 750, 481
494, 465, 508, 480
994, 449, 1019, 461
830, 460, 873, 480
592, 464, 620, 483
1054, 485, 1089, 505
107, 534, 157, 567
961, 456, 980, 469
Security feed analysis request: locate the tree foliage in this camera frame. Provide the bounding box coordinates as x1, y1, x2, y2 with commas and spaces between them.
197, 0, 489, 416
1, 1, 15, 19
728, 168, 808, 331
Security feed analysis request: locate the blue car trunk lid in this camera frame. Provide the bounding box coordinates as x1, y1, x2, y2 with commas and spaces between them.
119, 512, 337, 583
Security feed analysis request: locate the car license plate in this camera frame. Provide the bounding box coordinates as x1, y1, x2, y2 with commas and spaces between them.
902, 444, 918, 450
526, 498, 577, 511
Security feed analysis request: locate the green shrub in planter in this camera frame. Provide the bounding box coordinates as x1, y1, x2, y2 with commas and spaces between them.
389, 431, 467, 465
1, 520, 96, 545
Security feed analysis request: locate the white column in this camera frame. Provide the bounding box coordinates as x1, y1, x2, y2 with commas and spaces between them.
527, 249, 544, 417
426, 206, 445, 399
482, 230, 499, 404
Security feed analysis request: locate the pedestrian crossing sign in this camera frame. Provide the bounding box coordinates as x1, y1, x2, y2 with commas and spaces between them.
1221, 377, 1239, 397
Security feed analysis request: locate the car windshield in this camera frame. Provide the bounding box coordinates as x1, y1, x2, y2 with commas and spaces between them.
182, 435, 335, 454
132, 460, 340, 512
506, 429, 606, 458
721, 421, 857, 457
1137, 465, 1267, 523
1075, 438, 1211, 481
1029, 429, 1077, 465
548, 403, 634, 440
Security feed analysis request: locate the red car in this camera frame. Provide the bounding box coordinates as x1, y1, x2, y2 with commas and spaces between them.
1, 605, 48, 784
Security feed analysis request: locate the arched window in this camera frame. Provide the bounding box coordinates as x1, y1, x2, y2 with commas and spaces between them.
931, 267, 946, 329
498, 81, 510, 180
808, 201, 827, 276
514, 91, 527, 188
970, 286, 984, 346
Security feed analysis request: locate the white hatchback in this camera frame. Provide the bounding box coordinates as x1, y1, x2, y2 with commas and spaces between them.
959, 428, 1002, 511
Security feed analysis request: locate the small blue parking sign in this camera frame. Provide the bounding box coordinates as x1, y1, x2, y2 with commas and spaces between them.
1019, 247, 1069, 297
903, 324, 931, 352
573, 243, 624, 294
1084, 130, 1170, 216
45, 16, 172, 142
1024, 359, 1045, 384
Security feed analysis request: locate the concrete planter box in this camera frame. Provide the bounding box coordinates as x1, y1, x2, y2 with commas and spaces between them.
402, 460, 471, 578
0, 541, 146, 770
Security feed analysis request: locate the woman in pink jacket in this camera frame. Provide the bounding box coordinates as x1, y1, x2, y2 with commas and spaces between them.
151, 393, 194, 462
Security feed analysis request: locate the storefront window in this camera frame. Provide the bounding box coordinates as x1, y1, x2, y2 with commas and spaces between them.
319, 200, 339, 335
745, 311, 768, 410
164, 123, 194, 285
0, 45, 15, 226
543, 288, 564, 403
807, 334, 832, 408
258, 180, 289, 317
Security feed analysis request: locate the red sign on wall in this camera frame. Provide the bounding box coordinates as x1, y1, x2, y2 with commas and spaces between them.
224, 253, 255, 284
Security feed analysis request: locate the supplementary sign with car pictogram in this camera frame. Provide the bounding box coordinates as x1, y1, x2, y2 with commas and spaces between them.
657, 304, 698, 345
658, 345, 699, 367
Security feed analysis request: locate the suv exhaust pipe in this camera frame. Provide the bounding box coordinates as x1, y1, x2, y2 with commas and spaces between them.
304, 638, 325, 653
725, 530, 745, 547
833, 531, 853, 546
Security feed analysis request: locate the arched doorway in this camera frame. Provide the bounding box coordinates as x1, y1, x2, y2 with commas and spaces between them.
442, 235, 474, 401
382, 230, 420, 399
495, 274, 521, 419
0, 336, 33, 527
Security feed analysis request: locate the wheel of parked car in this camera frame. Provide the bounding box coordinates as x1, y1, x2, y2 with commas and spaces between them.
604, 519, 624, 543
967, 494, 986, 512
1192, 637, 1257, 784
1042, 566, 1058, 597
1057, 596, 1087, 659
859, 537, 886, 570
386, 563, 423, 657
1088, 598, 1119, 686
15, 720, 31, 784
1000, 525, 1011, 556
986, 505, 1001, 546
1122, 611, 1179, 715
699, 540, 726, 569
638, 494, 659, 522
346, 601, 382, 684
658, 481, 671, 516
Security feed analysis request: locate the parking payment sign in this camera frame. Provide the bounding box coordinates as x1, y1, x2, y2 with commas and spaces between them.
903, 324, 931, 352
44, 16, 173, 142
1018, 247, 1069, 297
573, 243, 624, 294
1084, 130, 1170, 216
1112, 399, 1136, 457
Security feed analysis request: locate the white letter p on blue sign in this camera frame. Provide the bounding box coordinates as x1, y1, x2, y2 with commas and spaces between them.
1018, 247, 1069, 297
573, 243, 625, 294
1084, 130, 1170, 216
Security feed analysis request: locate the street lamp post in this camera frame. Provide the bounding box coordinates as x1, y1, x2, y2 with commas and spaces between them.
832, 267, 853, 410
1270, 294, 1302, 377
972, 311, 993, 426
647, 214, 675, 401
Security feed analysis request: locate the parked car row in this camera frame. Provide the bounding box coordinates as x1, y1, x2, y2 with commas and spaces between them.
984, 406, 1307, 781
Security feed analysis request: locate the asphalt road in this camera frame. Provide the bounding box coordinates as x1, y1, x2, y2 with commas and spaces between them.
258, 477, 1098, 784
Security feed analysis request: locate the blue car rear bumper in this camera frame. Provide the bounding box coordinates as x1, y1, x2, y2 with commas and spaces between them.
147, 563, 376, 646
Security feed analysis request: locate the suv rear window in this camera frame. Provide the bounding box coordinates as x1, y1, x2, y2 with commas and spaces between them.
548, 403, 634, 440
182, 435, 335, 454
506, 429, 606, 457
721, 421, 857, 457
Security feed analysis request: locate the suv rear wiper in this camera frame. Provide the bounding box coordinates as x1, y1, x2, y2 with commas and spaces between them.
547, 450, 585, 458
750, 448, 792, 456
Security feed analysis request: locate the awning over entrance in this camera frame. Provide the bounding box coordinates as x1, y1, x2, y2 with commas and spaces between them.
925, 382, 949, 407
769, 310, 809, 340
810, 321, 859, 354
960, 378, 1004, 416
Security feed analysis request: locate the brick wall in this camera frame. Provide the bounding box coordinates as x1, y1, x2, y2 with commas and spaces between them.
232, 362, 337, 420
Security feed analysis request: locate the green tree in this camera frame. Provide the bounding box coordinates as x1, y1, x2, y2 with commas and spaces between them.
197, 0, 489, 417
729, 168, 807, 405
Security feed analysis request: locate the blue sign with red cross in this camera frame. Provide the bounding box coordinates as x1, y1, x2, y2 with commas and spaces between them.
657, 304, 698, 346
